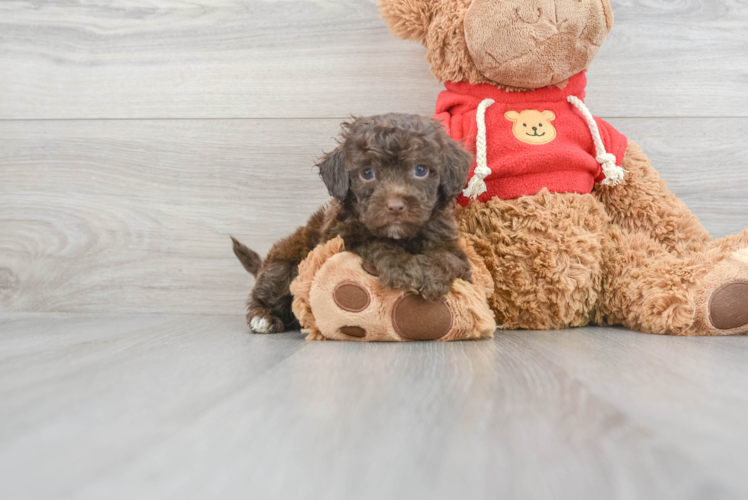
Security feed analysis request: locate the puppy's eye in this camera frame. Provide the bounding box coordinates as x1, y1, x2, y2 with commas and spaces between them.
360, 169, 375, 181
413, 165, 429, 178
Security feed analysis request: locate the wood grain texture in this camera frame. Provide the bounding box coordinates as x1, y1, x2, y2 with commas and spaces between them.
1, 314, 748, 499
0, 0, 747, 119
0, 119, 339, 314
2, 118, 747, 314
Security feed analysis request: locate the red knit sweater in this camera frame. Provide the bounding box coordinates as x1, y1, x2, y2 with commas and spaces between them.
434, 72, 627, 205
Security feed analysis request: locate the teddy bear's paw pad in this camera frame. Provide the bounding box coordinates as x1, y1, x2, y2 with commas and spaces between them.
333, 281, 371, 312
361, 261, 379, 276
392, 293, 453, 341
339, 326, 367, 338
709, 281, 748, 331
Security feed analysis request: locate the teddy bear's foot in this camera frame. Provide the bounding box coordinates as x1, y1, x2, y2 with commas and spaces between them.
246, 308, 285, 334
329, 275, 453, 341
693, 250, 748, 336
708, 282, 748, 333
292, 244, 496, 342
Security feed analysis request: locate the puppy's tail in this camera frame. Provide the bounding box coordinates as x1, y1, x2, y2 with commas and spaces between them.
231, 236, 262, 277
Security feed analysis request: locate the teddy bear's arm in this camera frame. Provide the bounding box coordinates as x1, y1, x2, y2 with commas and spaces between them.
595, 141, 712, 257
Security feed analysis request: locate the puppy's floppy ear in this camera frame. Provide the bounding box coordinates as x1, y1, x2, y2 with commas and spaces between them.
317, 146, 349, 202
438, 138, 473, 200
378, 0, 433, 43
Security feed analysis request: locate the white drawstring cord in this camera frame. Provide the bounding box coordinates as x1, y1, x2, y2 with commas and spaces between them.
567, 95, 627, 186
463, 98, 495, 199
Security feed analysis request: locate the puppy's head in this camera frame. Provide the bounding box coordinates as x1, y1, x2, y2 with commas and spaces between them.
317, 114, 473, 240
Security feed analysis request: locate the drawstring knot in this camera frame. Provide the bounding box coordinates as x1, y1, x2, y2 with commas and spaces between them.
463, 98, 495, 199
596, 153, 625, 186
568, 95, 627, 187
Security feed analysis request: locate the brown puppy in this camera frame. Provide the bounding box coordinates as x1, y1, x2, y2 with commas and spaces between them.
232, 113, 474, 333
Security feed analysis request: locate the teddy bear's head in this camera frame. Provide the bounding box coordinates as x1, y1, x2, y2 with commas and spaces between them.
378, 0, 613, 90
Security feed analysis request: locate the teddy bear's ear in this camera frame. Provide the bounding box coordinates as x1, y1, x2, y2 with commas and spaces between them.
602, 0, 615, 32
377, 0, 433, 43
542, 111, 556, 122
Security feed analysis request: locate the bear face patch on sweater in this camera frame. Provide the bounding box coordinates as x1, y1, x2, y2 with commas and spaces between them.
505, 110, 558, 145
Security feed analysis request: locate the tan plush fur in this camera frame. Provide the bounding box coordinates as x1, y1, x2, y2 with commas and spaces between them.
463, 0, 611, 89
290, 237, 496, 342
594, 142, 712, 258
457, 142, 748, 335
379, 0, 498, 88
378, 0, 611, 91
458, 188, 607, 330
290, 236, 347, 341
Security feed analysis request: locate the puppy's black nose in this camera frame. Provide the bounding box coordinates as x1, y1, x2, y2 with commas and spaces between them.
386, 199, 406, 213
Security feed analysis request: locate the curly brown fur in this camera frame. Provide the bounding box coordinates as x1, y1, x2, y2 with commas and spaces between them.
234, 113, 474, 333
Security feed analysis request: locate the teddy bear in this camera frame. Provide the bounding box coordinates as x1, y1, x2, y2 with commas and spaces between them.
370, 0, 748, 336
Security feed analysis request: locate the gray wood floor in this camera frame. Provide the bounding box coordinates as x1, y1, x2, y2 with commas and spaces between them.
1, 313, 748, 500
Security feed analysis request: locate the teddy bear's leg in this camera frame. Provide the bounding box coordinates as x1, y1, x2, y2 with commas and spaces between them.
594, 141, 713, 258
709, 230, 748, 253
458, 191, 608, 330
598, 225, 748, 336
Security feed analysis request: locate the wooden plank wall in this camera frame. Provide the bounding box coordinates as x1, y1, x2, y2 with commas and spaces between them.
1, 0, 747, 314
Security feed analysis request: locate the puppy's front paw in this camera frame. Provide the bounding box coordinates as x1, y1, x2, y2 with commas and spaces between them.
418, 273, 453, 301
413, 256, 460, 300
378, 266, 421, 293
246, 310, 285, 334
457, 262, 473, 284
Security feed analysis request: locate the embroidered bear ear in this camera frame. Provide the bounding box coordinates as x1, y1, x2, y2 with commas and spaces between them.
505, 111, 520, 122
542, 110, 556, 122
378, 0, 433, 43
